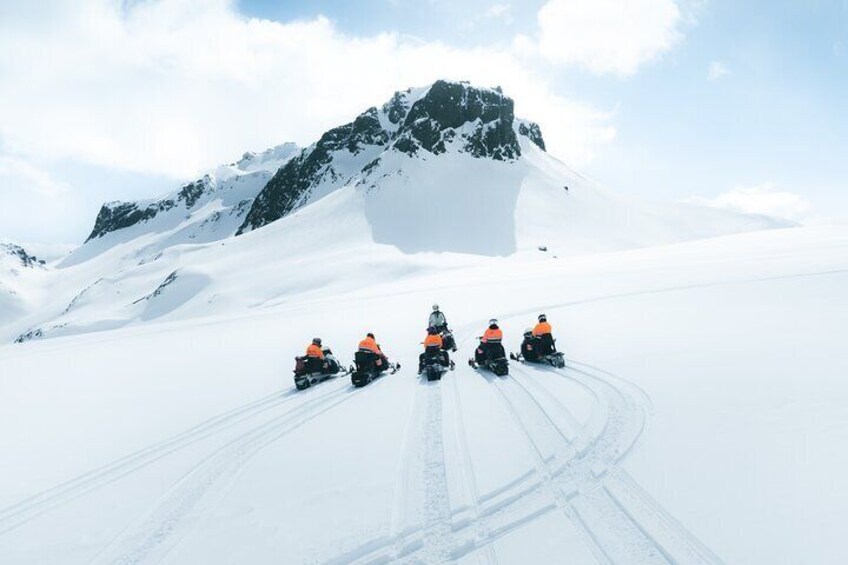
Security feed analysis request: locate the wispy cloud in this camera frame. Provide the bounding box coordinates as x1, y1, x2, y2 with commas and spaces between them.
485, 3, 513, 23
689, 183, 811, 222
535, 0, 683, 76
0, 156, 69, 197
708, 60, 730, 80
0, 0, 616, 180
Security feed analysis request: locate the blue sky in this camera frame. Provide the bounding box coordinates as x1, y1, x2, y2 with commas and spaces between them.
241, 0, 847, 205
0, 0, 845, 243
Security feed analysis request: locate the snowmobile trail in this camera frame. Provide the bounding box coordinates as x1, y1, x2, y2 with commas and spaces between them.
445, 371, 499, 565
0, 387, 305, 535
90, 378, 378, 565
547, 363, 721, 564
323, 359, 720, 564
486, 362, 720, 564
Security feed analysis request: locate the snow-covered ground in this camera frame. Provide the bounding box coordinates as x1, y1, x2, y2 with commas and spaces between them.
1, 81, 843, 564
1, 221, 846, 564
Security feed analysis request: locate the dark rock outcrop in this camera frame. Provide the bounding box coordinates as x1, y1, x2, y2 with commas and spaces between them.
1, 243, 45, 268
238, 80, 546, 234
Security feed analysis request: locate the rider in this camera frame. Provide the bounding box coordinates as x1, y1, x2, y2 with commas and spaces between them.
479, 319, 505, 361
304, 337, 326, 373
419, 326, 450, 373
429, 304, 448, 333
532, 314, 555, 356
358, 332, 390, 371
520, 328, 541, 362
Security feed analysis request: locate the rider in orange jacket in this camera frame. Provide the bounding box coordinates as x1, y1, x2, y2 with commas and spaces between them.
419, 326, 450, 373
531, 314, 555, 355
478, 319, 505, 361
358, 332, 389, 369
304, 337, 326, 372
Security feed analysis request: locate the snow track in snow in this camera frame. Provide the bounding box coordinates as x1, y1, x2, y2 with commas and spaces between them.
0, 387, 304, 535
323, 361, 721, 565
446, 369, 499, 565
90, 379, 377, 565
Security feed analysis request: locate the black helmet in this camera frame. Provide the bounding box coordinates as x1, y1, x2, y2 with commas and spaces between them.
366, 332, 375, 339
312, 337, 322, 345
489, 318, 498, 327
538, 314, 547, 322
427, 326, 438, 335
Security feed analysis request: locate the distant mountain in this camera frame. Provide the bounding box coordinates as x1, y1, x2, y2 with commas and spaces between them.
237, 80, 544, 235
68, 143, 300, 266
5, 80, 792, 344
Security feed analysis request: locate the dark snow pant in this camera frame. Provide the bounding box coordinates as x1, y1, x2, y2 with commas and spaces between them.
536, 334, 555, 355
478, 342, 505, 363
305, 356, 325, 373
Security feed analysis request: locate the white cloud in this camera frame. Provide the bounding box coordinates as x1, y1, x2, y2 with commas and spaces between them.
0, 155, 69, 197
0, 0, 615, 183
485, 3, 513, 22
690, 183, 811, 222
536, 0, 682, 76
0, 154, 86, 243
708, 60, 730, 80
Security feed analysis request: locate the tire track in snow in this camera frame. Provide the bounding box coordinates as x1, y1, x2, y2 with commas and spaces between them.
0, 386, 314, 535
90, 379, 377, 565
327, 360, 624, 564
563, 363, 722, 564
486, 371, 618, 564
417, 381, 453, 564
325, 362, 720, 564
446, 370, 499, 565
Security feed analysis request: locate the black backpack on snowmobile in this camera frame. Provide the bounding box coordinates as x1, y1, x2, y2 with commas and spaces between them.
293, 348, 346, 391
469, 338, 509, 376
351, 351, 399, 387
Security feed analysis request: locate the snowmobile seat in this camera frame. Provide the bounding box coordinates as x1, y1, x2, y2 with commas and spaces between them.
355, 350, 379, 372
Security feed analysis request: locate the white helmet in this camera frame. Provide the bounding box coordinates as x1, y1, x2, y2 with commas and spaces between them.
432, 304, 439, 311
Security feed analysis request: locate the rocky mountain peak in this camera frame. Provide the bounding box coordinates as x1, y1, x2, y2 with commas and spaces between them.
236, 80, 546, 235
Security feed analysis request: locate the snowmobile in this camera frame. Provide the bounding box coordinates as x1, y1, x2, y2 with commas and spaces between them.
351, 351, 400, 388
293, 348, 349, 391
468, 339, 509, 376
510, 334, 565, 369
419, 350, 455, 382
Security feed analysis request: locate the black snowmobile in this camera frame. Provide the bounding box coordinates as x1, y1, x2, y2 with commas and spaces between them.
468, 338, 509, 376
419, 349, 455, 382
510, 332, 565, 369
293, 348, 349, 391
351, 351, 400, 388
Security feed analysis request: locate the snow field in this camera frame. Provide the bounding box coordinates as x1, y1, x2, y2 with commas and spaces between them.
1, 223, 846, 563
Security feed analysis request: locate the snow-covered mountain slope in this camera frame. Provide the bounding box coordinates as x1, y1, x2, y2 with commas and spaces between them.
1, 222, 846, 564
3, 81, 792, 344
63, 142, 299, 267
0, 243, 50, 328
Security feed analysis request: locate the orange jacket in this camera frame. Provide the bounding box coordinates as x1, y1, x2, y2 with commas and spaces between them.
482, 327, 503, 343
424, 334, 443, 349
358, 336, 383, 355
306, 344, 324, 359
532, 321, 552, 337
